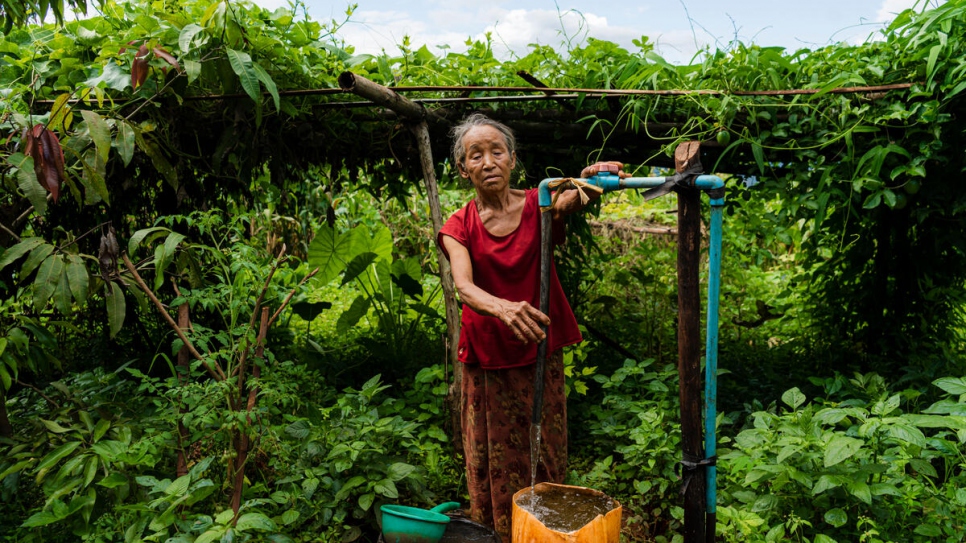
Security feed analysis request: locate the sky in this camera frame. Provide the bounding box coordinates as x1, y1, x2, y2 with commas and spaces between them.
251, 0, 938, 64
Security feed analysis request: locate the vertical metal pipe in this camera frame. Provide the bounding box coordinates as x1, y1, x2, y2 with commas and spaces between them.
704, 201, 724, 543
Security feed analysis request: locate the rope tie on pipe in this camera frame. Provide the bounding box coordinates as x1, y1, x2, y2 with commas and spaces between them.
541, 177, 604, 213
676, 453, 717, 496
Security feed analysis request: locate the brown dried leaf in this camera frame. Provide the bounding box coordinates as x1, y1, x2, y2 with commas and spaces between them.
153, 46, 180, 72
132, 44, 149, 89
38, 129, 64, 202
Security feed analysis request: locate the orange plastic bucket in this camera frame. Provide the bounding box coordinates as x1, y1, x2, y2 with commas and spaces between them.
511, 483, 621, 543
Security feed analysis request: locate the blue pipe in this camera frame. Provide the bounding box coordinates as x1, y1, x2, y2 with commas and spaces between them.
538, 173, 725, 206
537, 170, 725, 520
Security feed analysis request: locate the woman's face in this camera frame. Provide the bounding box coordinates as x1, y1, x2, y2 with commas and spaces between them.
458, 125, 516, 194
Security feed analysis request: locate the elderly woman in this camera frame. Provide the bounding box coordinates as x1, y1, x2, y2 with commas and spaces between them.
437, 113, 623, 539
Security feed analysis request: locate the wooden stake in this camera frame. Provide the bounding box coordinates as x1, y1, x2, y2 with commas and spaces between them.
675, 141, 707, 543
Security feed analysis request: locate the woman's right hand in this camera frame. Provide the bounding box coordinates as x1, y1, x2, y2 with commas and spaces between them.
497, 300, 550, 343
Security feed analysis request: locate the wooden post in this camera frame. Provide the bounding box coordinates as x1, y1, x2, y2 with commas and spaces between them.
675, 141, 706, 543
338, 72, 463, 451
176, 303, 190, 478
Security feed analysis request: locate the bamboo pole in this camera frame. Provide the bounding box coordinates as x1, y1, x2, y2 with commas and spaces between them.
675, 142, 707, 543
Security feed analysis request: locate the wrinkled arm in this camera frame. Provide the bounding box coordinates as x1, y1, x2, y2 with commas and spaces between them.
441, 234, 549, 343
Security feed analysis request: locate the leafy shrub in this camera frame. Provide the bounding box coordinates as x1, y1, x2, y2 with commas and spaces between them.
716, 373, 966, 543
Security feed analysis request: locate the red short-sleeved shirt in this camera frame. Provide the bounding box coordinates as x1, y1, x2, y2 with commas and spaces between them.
438, 188, 583, 369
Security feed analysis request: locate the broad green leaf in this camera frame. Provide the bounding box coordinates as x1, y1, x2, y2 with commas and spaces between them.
34, 255, 64, 308
251, 61, 279, 110
106, 281, 125, 338
373, 478, 398, 498
824, 508, 847, 528
194, 527, 226, 543
97, 472, 128, 489
154, 232, 186, 291
80, 110, 111, 165
115, 120, 136, 166
128, 226, 170, 255
0, 366, 10, 391
781, 387, 806, 410
66, 255, 89, 306
21, 243, 56, 277
164, 474, 191, 496
184, 59, 202, 83
226, 48, 260, 103
824, 435, 863, 467
307, 225, 353, 285
83, 456, 98, 487
846, 479, 872, 504
914, 524, 944, 537
48, 94, 72, 132
0, 237, 45, 271
280, 509, 299, 525
387, 462, 416, 482
813, 535, 838, 543
11, 154, 47, 214
933, 376, 966, 395
85, 61, 130, 91
36, 441, 82, 474
53, 264, 72, 314
179, 23, 205, 54
350, 224, 393, 263
21, 510, 64, 527
336, 295, 371, 334
341, 252, 378, 287
234, 512, 276, 532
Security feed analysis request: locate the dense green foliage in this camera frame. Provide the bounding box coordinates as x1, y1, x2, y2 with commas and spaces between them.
2, 0, 966, 541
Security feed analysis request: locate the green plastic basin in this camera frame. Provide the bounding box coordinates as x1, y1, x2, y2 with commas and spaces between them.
380, 501, 461, 543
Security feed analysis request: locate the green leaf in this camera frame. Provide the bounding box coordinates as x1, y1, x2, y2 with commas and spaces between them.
80, 110, 111, 166
154, 232, 185, 291
66, 255, 90, 306
53, 263, 72, 314
11, 154, 47, 214
164, 474, 191, 496
179, 23, 205, 54
0, 237, 45, 271
351, 224, 393, 264
106, 281, 126, 338
914, 524, 943, 537
387, 462, 416, 482
824, 508, 847, 528
226, 48, 260, 103
251, 61, 279, 110
280, 509, 299, 525
85, 60, 131, 91
824, 435, 863, 467
846, 479, 872, 504
373, 479, 398, 498
34, 255, 64, 308
234, 512, 276, 532
358, 493, 375, 511
0, 366, 10, 391
128, 226, 170, 255
194, 527, 226, 543
933, 377, 966, 395
115, 120, 136, 167
21, 510, 64, 527
337, 295, 370, 334
341, 252, 378, 286
781, 388, 806, 410
21, 243, 56, 277
307, 225, 353, 285
36, 441, 82, 473
97, 472, 128, 489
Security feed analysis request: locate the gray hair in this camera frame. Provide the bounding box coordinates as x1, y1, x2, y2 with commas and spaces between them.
450, 113, 517, 168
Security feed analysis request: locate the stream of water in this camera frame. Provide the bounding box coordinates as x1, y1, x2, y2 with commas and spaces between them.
529, 422, 541, 488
